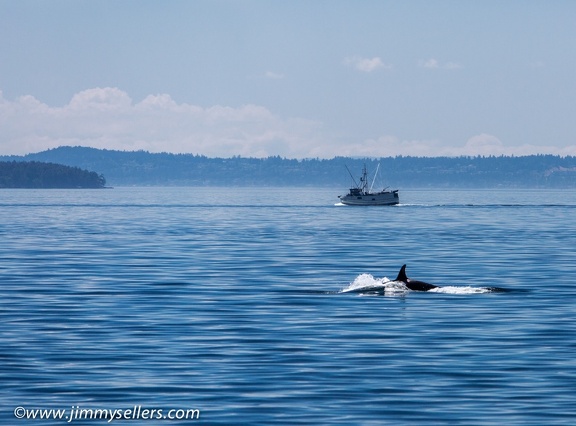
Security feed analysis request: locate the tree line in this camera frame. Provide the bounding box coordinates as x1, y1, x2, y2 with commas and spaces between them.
1, 146, 575, 188
0, 161, 106, 188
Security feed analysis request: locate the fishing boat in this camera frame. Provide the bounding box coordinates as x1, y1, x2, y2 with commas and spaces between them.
338, 164, 399, 206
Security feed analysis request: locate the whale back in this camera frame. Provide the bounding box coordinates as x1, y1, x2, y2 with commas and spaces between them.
394, 264, 438, 291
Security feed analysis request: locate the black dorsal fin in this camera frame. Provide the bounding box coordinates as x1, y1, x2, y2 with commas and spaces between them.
395, 264, 408, 282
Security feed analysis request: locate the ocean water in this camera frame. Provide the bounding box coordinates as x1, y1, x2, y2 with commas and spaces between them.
1, 187, 575, 425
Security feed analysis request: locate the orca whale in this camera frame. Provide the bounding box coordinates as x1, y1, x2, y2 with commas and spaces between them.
395, 264, 439, 291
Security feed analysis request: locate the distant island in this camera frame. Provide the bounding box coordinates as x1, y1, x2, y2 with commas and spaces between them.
1, 146, 575, 188
0, 161, 106, 188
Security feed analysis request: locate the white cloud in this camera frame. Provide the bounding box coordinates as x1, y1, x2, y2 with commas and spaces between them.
360, 136, 446, 157
420, 58, 462, 70
464, 133, 503, 155
344, 56, 391, 72
460, 134, 576, 157
0, 88, 323, 158
68, 87, 133, 111
264, 71, 284, 79
362, 133, 576, 157
421, 58, 439, 69
2, 89, 575, 159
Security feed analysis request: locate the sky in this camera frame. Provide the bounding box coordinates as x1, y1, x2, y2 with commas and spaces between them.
1, 0, 576, 158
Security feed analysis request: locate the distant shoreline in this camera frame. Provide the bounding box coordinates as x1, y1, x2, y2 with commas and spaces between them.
1, 146, 575, 189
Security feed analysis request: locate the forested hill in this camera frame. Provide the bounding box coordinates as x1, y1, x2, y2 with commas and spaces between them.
0, 161, 106, 188
1, 146, 575, 188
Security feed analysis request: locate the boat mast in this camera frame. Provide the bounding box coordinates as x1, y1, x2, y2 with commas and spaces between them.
358, 164, 370, 193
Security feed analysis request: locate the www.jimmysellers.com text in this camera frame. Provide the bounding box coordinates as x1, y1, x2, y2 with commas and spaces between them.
13, 405, 200, 423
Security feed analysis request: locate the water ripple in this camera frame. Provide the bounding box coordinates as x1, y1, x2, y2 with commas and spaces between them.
1, 188, 576, 424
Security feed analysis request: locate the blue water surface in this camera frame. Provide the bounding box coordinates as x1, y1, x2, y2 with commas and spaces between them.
1, 187, 575, 425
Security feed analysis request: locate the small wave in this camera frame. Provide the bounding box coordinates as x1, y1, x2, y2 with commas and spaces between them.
429, 286, 492, 294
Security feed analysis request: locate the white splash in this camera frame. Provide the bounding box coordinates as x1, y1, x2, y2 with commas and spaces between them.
340, 274, 408, 294
341, 274, 495, 295
429, 286, 492, 294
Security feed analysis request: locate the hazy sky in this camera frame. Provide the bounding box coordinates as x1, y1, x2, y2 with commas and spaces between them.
1, 0, 575, 158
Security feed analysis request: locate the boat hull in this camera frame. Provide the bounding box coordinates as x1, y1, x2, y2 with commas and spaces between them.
339, 190, 399, 206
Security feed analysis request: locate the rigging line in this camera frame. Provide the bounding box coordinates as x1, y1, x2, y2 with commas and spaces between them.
345, 165, 359, 188
369, 163, 380, 193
